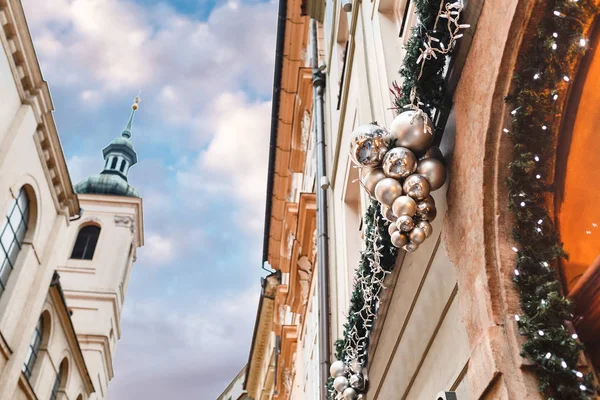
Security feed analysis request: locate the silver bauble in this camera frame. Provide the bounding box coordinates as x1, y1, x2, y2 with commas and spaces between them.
388, 221, 399, 236
361, 168, 386, 199
396, 215, 415, 232
403, 242, 420, 252
381, 147, 417, 179
417, 158, 446, 191
416, 195, 437, 221
342, 387, 358, 400
374, 178, 403, 207
392, 195, 417, 217
349, 124, 389, 167
330, 360, 346, 378
390, 231, 408, 248
388, 111, 434, 153
409, 227, 426, 245
380, 204, 397, 222
402, 174, 431, 200
357, 395, 365, 400
333, 376, 350, 392
421, 146, 444, 163
349, 373, 365, 390
417, 221, 433, 238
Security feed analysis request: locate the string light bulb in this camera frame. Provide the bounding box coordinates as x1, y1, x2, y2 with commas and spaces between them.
580, 38, 587, 47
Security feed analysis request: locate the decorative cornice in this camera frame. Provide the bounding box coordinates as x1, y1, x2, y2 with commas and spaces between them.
0, 0, 80, 218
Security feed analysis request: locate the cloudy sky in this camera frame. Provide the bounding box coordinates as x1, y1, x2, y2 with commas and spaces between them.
22, 0, 276, 397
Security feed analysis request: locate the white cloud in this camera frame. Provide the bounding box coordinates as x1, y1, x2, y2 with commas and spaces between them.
177, 91, 270, 233
66, 155, 98, 184
110, 287, 259, 399
139, 233, 175, 265
24, 0, 277, 124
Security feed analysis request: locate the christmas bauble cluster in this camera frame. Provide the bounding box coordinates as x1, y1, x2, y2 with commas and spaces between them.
330, 360, 365, 400
350, 111, 446, 252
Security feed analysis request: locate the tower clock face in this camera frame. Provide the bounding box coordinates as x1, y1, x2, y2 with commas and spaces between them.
358, 141, 373, 164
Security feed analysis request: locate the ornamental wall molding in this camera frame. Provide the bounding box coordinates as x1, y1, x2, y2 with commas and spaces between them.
0, 0, 79, 218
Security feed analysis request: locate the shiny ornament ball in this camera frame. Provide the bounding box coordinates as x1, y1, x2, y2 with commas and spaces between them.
334, 376, 350, 392
349, 124, 389, 167
402, 174, 431, 200
396, 215, 415, 232
349, 374, 365, 390
409, 227, 427, 245
417, 221, 433, 238
374, 178, 403, 207
417, 158, 446, 191
392, 196, 417, 217
361, 168, 386, 199
421, 146, 444, 163
382, 147, 417, 179
380, 204, 397, 222
416, 195, 437, 221
391, 231, 408, 248
342, 387, 358, 400
388, 221, 399, 236
388, 111, 434, 153
330, 361, 346, 378
403, 242, 420, 252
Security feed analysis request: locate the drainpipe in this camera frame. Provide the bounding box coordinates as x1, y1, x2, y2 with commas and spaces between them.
311, 18, 331, 400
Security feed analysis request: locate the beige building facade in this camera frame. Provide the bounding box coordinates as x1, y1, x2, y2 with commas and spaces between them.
0, 1, 144, 399
245, 0, 600, 399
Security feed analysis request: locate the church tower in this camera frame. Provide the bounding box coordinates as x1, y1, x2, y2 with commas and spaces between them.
58, 98, 145, 399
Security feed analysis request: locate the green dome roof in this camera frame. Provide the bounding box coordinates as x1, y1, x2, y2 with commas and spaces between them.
75, 173, 140, 198
74, 97, 141, 198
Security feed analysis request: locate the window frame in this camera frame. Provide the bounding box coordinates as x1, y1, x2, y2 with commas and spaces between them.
22, 315, 43, 380
0, 188, 29, 297
70, 225, 101, 260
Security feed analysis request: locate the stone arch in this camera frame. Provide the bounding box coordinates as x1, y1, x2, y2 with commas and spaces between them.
441, 0, 555, 398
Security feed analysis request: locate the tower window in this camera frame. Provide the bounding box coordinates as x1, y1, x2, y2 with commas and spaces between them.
110, 157, 118, 169
120, 159, 126, 173
71, 225, 101, 260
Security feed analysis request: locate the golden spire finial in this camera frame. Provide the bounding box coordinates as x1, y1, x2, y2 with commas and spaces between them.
132, 91, 141, 110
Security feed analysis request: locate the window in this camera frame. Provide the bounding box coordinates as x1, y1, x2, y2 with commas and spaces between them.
110, 157, 118, 169
22, 315, 43, 379
50, 359, 68, 400
71, 226, 101, 260
119, 159, 126, 173
0, 188, 29, 297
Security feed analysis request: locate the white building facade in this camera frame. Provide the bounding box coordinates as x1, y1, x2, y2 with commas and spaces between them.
0, 1, 144, 399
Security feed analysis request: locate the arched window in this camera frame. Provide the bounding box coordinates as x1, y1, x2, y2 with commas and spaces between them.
22, 315, 43, 379
0, 188, 30, 297
71, 226, 101, 260
50, 359, 68, 400
110, 157, 118, 170
119, 159, 126, 173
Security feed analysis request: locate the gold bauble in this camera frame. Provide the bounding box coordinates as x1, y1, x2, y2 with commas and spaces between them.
396, 215, 415, 232
409, 227, 426, 244
388, 221, 399, 236
392, 195, 417, 217
382, 147, 417, 179
417, 158, 446, 191
391, 231, 408, 248
416, 195, 437, 221
402, 174, 431, 200
349, 124, 389, 167
374, 178, 403, 207
361, 168, 386, 199
380, 204, 397, 222
416, 221, 433, 238
388, 111, 434, 153
403, 242, 420, 252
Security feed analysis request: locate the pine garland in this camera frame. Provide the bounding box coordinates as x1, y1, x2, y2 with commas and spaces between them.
330, 1, 458, 397
506, 0, 597, 398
